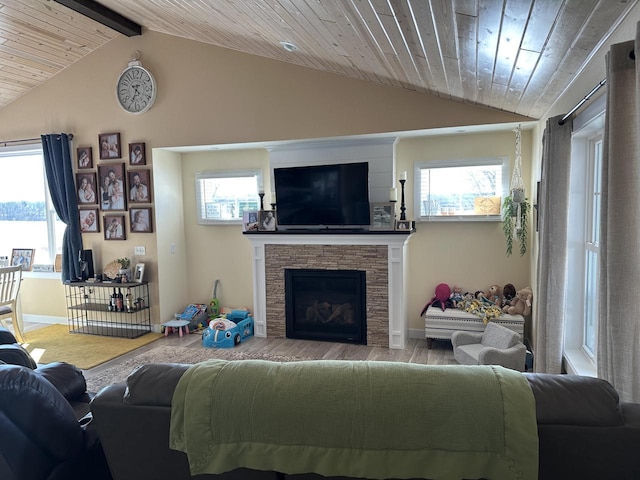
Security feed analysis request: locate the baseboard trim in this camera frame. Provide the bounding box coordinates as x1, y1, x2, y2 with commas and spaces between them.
409, 328, 425, 340
22, 314, 66, 325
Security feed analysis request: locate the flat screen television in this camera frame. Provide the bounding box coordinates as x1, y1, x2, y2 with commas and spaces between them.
274, 162, 370, 229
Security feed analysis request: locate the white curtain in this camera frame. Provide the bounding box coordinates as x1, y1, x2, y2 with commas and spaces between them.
534, 116, 573, 373
599, 33, 640, 403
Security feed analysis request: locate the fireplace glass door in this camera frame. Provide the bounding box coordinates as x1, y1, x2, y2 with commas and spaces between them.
284, 268, 366, 344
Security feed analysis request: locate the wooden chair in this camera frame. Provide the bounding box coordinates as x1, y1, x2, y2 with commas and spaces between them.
0, 266, 24, 343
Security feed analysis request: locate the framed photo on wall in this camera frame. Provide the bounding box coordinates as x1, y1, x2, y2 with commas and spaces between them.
77, 146, 93, 169
79, 208, 99, 233
98, 163, 127, 211
103, 214, 126, 240
99, 132, 121, 159
11, 248, 35, 271
76, 172, 98, 205
370, 202, 395, 231
127, 169, 151, 203
129, 142, 146, 165
130, 207, 153, 233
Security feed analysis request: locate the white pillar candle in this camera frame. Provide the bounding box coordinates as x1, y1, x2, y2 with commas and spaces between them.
270, 191, 276, 203
400, 171, 407, 181
389, 187, 398, 202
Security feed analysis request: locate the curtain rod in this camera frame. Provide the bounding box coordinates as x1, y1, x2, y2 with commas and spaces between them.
0, 133, 74, 147
558, 79, 607, 126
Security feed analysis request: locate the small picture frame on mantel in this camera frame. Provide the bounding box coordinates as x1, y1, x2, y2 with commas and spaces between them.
369, 202, 395, 231
395, 220, 411, 231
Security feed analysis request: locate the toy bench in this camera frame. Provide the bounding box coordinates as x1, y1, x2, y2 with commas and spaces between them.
424, 306, 525, 348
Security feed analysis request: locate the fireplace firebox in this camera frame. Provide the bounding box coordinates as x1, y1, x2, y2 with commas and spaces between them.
284, 268, 366, 344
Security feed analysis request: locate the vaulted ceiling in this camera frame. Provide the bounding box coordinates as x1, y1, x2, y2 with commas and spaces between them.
0, 0, 636, 118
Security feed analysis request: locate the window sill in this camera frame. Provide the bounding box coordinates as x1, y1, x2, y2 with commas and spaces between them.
419, 215, 501, 222
564, 348, 597, 377
23, 271, 60, 280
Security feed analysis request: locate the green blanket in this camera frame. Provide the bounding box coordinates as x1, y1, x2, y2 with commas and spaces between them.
170, 360, 538, 480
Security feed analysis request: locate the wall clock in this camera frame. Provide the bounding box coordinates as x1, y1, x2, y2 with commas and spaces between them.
116, 54, 156, 114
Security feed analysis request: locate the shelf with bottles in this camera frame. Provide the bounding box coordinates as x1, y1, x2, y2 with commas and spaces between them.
64, 281, 151, 338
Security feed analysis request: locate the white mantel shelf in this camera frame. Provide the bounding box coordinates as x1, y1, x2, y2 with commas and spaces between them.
245, 231, 412, 349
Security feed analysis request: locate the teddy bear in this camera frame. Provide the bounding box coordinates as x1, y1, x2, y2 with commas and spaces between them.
502, 283, 516, 309
503, 286, 533, 316
485, 284, 502, 307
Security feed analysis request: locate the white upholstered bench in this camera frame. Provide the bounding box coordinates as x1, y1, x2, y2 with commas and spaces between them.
424, 306, 525, 348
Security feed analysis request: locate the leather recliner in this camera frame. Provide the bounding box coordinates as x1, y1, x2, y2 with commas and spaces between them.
0, 327, 112, 480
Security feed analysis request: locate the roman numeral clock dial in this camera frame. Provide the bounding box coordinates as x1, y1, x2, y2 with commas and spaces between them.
116, 59, 156, 114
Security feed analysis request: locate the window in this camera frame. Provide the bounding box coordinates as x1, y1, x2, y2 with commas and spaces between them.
415, 157, 508, 220
0, 144, 64, 266
565, 95, 605, 376
583, 139, 602, 356
195, 170, 263, 224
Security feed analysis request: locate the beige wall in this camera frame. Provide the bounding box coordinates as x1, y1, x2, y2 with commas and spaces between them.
397, 130, 532, 333
179, 149, 270, 311
1, 29, 532, 328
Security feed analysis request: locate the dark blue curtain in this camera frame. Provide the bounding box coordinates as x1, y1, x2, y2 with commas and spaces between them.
41, 133, 83, 282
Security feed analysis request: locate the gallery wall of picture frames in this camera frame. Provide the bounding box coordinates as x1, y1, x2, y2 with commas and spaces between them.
76, 132, 153, 237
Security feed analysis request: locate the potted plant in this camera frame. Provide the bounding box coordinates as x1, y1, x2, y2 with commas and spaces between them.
502, 195, 530, 256
116, 257, 131, 282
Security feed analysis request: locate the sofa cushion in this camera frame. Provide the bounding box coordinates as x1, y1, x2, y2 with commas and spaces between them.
124, 363, 190, 407
525, 373, 624, 426
481, 322, 519, 349
0, 327, 17, 344
454, 343, 484, 365
35, 362, 86, 401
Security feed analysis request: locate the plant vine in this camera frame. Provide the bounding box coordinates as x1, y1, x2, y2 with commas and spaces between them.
502, 195, 530, 256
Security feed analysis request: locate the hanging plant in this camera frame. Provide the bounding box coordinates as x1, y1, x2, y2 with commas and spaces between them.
502, 195, 530, 256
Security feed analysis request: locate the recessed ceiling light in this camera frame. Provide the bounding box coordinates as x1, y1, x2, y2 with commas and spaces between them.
279, 41, 298, 52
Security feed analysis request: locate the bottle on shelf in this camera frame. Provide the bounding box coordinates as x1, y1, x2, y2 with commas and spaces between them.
111, 288, 117, 311
116, 288, 123, 312
126, 288, 133, 313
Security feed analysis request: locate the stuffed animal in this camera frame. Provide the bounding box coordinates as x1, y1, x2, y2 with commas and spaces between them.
504, 286, 533, 315
420, 283, 451, 315
485, 284, 502, 306
502, 283, 516, 309
449, 284, 463, 308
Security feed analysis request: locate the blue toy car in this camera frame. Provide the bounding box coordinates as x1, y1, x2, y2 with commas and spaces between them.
202, 310, 254, 348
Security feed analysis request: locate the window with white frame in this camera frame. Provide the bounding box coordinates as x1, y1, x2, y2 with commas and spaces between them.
0, 144, 64, 266
565, 96, 605, 376
195, 170, 263, 224
415, 157, 509, 220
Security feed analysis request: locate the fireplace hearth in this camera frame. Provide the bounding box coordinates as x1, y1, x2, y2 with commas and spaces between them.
285, 269, 366, 344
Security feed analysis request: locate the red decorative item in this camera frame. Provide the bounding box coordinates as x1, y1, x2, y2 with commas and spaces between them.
420, 283, 451, 316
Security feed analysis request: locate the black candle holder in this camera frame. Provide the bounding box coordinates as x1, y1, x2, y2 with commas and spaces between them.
270, 203, 276, 210
399, 179, 407, 221
259, 192, 265, 210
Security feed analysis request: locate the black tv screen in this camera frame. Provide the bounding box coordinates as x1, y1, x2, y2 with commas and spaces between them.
274, 162, 370, 228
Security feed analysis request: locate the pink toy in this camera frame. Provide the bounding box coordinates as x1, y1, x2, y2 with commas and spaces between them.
420, 283, 451, 315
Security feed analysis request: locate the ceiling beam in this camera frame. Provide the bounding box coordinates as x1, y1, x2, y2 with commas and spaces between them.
53, 0, 142, 37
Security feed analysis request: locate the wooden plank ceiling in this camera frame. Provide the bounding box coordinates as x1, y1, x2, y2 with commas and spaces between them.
0, 0, 636, 118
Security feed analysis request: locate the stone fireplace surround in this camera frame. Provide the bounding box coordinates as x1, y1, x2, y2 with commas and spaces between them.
246, 232, 411, 349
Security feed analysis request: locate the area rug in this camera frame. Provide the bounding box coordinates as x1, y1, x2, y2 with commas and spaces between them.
23, 324, 163, 370
84, 345, 315, 393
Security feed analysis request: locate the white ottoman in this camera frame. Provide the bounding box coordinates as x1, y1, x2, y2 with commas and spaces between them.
424, 306, 524, 348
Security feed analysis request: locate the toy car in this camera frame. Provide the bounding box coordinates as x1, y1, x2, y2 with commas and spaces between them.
202, 311, 254, 348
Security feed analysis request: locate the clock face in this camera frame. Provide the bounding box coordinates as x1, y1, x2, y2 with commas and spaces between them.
116, 66, 156, 114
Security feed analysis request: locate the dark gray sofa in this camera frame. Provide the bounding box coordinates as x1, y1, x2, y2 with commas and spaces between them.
90, 362, 640, 480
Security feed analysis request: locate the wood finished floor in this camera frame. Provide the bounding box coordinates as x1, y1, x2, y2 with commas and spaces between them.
20, 321, 457, 375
